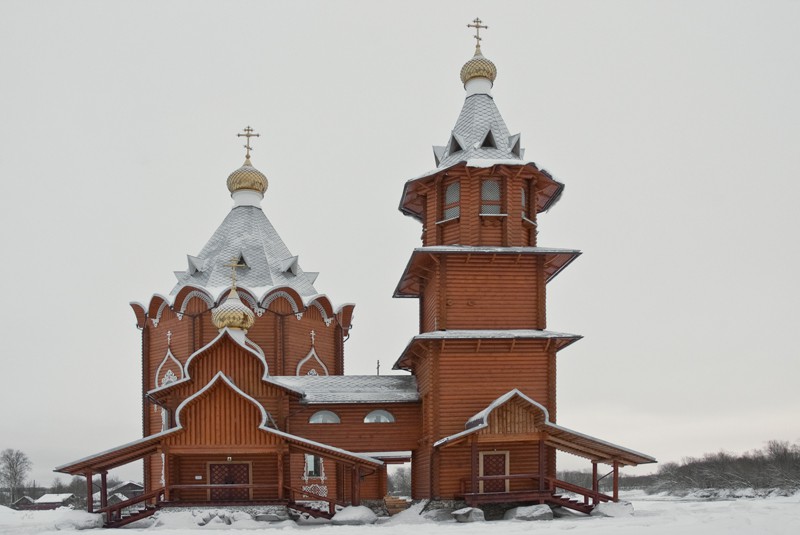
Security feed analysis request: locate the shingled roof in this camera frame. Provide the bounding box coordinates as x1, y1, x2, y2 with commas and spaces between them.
171, 205, 319, 297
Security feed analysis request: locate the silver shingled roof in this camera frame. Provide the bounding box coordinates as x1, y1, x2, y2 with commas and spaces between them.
271, 375, 419, 404
434, 93, 523, 168
171, 205, 318, 296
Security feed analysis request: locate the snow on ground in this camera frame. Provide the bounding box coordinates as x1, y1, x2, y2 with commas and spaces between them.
2, 491, 799, 534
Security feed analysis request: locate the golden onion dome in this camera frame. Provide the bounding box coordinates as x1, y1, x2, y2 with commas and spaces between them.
211, 288, 255, 331
226, 158, 268, 195
460, 45, 497, 85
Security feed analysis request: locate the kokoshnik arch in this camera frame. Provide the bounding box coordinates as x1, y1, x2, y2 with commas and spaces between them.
56, 20, 654, 527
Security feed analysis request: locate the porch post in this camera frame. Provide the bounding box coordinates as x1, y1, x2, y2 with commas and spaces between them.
100, 471, 108, 509
591, 461, 598, 505
612, 461, 619, 502
163, 449, 170, 502
351, 465, 361, 506
85, 470, 94, 513
277, 451, 284, 500
470, 439, 478, 494
538, 440, 546, 492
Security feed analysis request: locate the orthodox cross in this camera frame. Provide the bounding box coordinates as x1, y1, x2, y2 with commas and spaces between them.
237, 126, 260, 159
467, 17, 488, 46
224, 257, 246, 289
166, 330, 172, 347
310, 330, 316, 346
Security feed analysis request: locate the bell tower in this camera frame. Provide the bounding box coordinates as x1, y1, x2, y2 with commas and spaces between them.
393, 21, 583, 498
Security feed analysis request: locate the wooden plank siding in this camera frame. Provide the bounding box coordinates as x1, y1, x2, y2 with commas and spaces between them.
430, 255, 545, 330
170, 455, 279, 502
287, 403, 421, 453
165, 381, 280, 448
434, 340, 557, 437
437, 442, 547, 498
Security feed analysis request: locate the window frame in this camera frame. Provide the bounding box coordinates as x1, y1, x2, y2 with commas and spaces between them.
308, 410, 341, 424
480, 178, 503, 215
364, 409, 396, 423
441, 180, 461, 221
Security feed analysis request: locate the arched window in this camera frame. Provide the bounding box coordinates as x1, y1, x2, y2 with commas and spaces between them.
481, 179, 501, 214
364, 409, 395, 423
443, 182, 460, 220
309, 410, 340, 424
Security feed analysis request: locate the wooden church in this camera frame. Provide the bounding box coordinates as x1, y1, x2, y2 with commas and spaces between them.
56, 22, 654, 526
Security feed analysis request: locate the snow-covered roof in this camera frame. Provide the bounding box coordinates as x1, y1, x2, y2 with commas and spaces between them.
171, 205, 319, 297
434, 389, 656, 466
34, 494, 74, 504
435, 94, 521, 169
270, 375, 419, 404
412, 329, 581, 341
408, 245, 579, 255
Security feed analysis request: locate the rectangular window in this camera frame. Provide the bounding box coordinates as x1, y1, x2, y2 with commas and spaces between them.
305, 454, 321, 477
443, 181, 461, 219
481, 179, 502, 214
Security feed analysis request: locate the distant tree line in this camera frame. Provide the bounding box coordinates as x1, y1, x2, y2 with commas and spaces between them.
0, 448, 126, 507
559, 440, 800, 494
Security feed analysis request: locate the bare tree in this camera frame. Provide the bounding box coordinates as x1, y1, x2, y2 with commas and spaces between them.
0, 449, 32, 503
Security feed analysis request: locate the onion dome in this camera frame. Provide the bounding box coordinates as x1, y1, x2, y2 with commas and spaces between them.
226, 158, 268, 195
211, 288, 255, 331
460, 45, 497, 85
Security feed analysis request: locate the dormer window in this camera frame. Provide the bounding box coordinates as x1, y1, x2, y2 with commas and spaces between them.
443, 181, 460, 220
480, 179, 502, 214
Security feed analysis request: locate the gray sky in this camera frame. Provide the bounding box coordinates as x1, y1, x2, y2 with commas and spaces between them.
1, 1, 798, 485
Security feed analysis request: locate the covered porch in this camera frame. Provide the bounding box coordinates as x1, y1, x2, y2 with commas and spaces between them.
435, 389, 655, 514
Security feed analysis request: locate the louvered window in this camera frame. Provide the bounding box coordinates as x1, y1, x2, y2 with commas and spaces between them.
480, 179, 502, 214
443, 181, 460, 219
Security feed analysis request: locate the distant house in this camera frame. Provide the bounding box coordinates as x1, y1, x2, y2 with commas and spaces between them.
11, 496, 35, 509
92, 481, 144, 508
27, 493, 78, 510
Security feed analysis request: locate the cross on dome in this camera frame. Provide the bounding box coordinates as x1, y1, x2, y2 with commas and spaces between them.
237, 126, 260, 159
467, 17, 488, 49
224, 257, 246, 289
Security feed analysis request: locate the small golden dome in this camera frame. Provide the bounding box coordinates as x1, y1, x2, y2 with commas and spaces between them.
212, 288, 255, 331
227, 158, 268, 195
460, 45, 497, 85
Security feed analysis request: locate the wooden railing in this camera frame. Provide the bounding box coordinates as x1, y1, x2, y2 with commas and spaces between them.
459, 474, 614, 506
166, 483, 279, 502
97, 487, 164, 526
283, 485, 341, 517
460, 473, 547, 495
546, 477, 613, 505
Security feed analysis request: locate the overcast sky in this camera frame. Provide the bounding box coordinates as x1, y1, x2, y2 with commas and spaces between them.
1, 1, 798, 485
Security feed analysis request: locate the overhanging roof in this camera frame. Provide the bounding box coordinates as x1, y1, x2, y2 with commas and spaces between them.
394, 246, 580, 297
394, 329, 582, 371
434, 389, 655, 466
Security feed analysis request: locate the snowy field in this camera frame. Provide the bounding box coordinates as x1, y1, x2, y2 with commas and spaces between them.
2, 491, 799, 535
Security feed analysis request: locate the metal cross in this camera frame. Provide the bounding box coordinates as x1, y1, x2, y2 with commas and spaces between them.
310, 330, 316, 345
224, 257, 246, 289
467, 17, 488, 46
237, 126, 260, 159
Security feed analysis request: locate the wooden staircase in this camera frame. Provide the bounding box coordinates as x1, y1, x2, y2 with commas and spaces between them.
384, 496, 411, 515
99, 488, 164, 528
547, 493, 595, 515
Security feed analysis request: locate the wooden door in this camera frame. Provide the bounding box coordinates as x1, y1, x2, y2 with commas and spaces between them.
209, 463, 250, 501
480, 452, 509, 493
